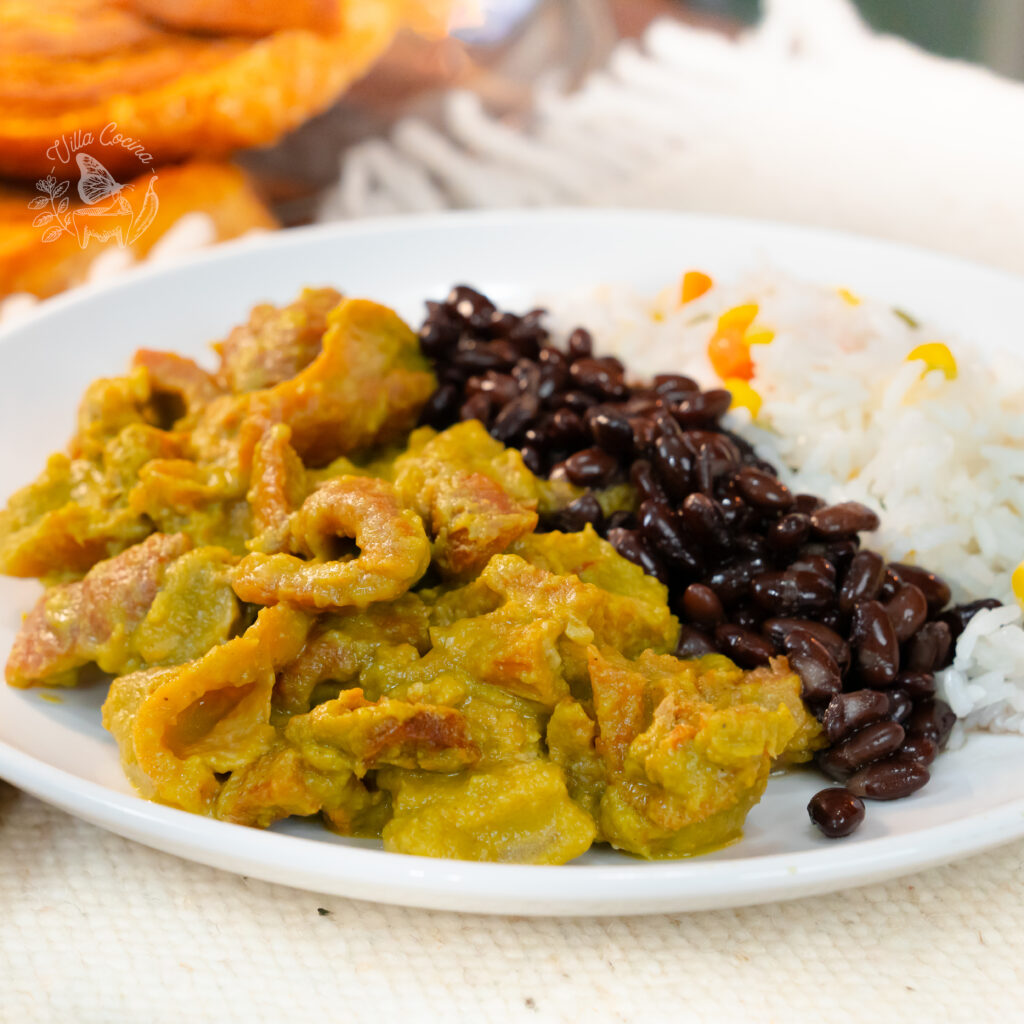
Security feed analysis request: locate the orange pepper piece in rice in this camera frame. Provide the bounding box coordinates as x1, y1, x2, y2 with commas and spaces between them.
708, 304, 765, 381
708, 331, 754, 381
679, 270, 713, 305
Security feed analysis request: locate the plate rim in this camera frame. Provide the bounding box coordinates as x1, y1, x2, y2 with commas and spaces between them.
3, 734, 1024, 915
5, 205, 1024, 350
3, 207, 1024, 914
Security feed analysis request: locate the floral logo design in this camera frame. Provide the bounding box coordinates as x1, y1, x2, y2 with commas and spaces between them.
29, 174, 71, 243
30, 151, 159, 249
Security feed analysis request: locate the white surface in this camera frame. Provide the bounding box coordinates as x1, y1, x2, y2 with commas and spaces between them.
2, 209, 1024, 915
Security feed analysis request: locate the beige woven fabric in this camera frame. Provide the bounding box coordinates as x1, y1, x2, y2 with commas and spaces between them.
4, 1, 1024, 1017
1, 781, 1021, 1023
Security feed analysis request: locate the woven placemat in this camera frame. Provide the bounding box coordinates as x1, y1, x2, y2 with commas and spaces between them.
2, 782, 1020, 1023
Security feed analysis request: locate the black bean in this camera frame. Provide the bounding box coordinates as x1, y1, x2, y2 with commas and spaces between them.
892, 670, 936, 699
808, 788, 865, 838
419, 382, 461, 429
623, 393, 659, 416
822, 690, 891, 743
784, 628, 843, 702
469, 370, 519, 404
676, 624, 717, 659
521, 426, 550, 454
671, 389, 732, 426
732, 533, 769, 561
560, 389, 597, 415
546, 408, 586, 449
680, 492, 729, 549
510, 329, 545, 361
846, 758, 929, 800
731, 602, 763, 630
629, 459, 665, 504
438, 365, 469, 388
639, 500, 703, 575
714, 624, 775, 668
537, 348, 569, 397
938, 598, 1003, 640
547, 460, 569, 482
850, 600, 900, 686
451, 341, 499, 375
654, 387, 695, 405
630, 416, 659, 454
816, 748, 852, 783
520, 445, 544, 476
817, 609, 843, 632
903, 621, 953, 672
563, 447, 618, 488
654, 373, 699, 395
522, 428, 554, 455
823, 539, 860, 575
797, 540, 860, 577
768, 513, 812, 552
838, 550, 886, 613
794, 494, 826, 515
607, 528, 668, 584
787, 555, 837, 585
508, 309, 548, 350
569, 358, 628, 400
606, 510, 633, 531
553, 492, 604, 533
705, 558, 766, 606
480, 340, 524, 372
682, 584, 725, 628
883, 584, 929, 643
888, 562, 952, 614
810, 501, 880, 539
585, 406, 634, 456
653, 433, 695, 502
447, 284, 497, 328
762, 618, 850, 670
886, 688, 914, 725
566, 327, 594, 361
828, 720, 906, 774
490, 392, 539, 443
695, 444, 719, 495
904, 698, 956, 749
486, 310, 520, 339
418, 303, 462, 356
878, 567, 902, 603
511, 359, 542, 395
734, 467, 794, 511
751, 570, 835, 615
460, 392, 492, 425
898, 735, 938, 766
678, 430, 740, 463
717, 494, 755, 533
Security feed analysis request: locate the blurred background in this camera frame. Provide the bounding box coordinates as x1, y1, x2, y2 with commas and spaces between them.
697, 0, 1024, 74
4, 0, 1024, 316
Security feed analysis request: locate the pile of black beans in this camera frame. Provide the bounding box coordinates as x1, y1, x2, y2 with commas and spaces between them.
417, 285, 1002, 839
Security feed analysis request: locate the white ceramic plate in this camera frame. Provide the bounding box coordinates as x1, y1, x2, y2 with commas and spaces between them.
3, 210, 1024, 916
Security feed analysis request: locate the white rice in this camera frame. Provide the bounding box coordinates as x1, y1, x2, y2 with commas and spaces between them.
543, 269, 1024, 734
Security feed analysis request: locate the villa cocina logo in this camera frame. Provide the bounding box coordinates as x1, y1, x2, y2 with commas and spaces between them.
30, 123, 159, 248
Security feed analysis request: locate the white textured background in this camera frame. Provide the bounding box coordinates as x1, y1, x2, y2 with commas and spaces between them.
3, 782, 1022, 1023
6, 1, 1024, 1018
